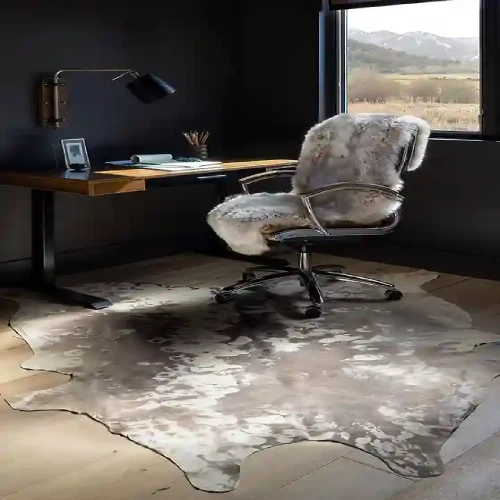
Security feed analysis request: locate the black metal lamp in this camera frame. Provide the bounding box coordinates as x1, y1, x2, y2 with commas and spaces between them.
38, 69, 176, 128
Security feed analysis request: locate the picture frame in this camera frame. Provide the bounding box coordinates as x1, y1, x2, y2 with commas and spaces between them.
60, 138, 90, 170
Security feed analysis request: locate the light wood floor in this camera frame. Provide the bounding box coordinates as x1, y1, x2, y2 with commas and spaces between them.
1, 253, 500, 500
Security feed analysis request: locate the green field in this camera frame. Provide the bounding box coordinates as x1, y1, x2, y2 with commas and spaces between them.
348, 71, 480, 131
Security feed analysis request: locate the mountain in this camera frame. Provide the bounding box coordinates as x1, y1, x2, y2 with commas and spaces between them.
348, 29, 479, 63
347, 39, 462, 74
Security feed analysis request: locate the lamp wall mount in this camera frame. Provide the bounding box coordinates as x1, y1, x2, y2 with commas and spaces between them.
39, 77, 69, 128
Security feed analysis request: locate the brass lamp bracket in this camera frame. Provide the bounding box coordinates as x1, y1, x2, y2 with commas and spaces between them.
39, 78, 69, 128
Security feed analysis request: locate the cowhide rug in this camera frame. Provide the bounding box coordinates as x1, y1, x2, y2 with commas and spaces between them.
4, 270, 500, 492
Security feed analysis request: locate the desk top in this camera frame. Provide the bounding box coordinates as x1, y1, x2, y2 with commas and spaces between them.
0, 159, 297, 196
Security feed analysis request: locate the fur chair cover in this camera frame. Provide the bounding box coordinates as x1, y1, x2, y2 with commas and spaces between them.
207, 114, 430, 256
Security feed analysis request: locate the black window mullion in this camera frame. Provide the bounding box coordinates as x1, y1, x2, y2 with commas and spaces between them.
319, 7, 347, 120
319, 6, 336, 120
335, 10, 348, 115
480, 0, 500, 138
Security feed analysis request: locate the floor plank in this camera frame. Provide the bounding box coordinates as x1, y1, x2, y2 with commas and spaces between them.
431, 277, 500, 314
421, 275, 469, 293
0, 369, 68, 398
259, 457, 413, 500
389, 432, 500, 500
0, 402, 148, 498
0, 446, 182, 500
440, 376, 500, 464
160, 441, 351, 500
0, 328, 24, 352
0, 344, 35, 384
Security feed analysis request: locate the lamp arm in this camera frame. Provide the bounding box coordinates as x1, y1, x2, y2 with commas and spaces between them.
48, 69, 140, 127
53, 68, 139, 82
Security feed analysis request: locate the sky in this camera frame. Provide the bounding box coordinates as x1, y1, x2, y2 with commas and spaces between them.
348, 0, 480, 38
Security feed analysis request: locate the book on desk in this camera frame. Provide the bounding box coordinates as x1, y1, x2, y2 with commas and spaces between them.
105, 153, 221, 171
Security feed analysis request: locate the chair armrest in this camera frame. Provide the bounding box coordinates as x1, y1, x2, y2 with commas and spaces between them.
300, 182, 404, 235
239, 169, 296, 194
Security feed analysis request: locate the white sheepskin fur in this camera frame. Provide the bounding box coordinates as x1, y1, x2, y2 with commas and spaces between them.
207, 113, 430, 256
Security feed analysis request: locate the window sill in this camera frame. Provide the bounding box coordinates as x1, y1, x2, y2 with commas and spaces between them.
430, 131, 499, 141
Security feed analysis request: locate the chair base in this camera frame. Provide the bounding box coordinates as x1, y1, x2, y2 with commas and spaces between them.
214, 248, 403, 317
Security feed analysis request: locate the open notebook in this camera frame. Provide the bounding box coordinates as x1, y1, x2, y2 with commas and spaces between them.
106, 154, 221, 171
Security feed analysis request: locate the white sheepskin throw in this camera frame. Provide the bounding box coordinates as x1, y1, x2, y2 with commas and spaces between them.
207, 192, 310, 255
207, 113, 430, 256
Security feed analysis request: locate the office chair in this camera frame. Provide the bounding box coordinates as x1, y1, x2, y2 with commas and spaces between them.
207, 113, 431, 318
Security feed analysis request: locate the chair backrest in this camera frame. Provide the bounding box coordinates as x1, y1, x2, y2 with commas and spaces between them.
291, 113, 431, 226
292, 113, 430, 195
396, 133, 417, 175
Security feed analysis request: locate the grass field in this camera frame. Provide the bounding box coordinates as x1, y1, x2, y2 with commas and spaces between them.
391, 73, 479, 82
348, 72, 480, 131
349, 100, 480, 131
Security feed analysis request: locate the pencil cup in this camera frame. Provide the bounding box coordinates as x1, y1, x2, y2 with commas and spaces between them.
191, 144, 208, 160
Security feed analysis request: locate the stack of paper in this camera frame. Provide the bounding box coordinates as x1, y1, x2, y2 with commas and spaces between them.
106, 153, 221, 171
140, 161, 222, 171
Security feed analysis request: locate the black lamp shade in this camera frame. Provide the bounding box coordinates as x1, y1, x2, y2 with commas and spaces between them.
127, 73, 176, 104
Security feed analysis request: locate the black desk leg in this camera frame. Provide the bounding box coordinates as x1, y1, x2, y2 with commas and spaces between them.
31, 189, 112, 310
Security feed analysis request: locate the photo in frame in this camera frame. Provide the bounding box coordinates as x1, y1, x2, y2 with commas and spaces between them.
60, 138, 90, 170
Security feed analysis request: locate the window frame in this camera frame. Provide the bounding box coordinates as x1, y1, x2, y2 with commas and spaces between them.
319, 0, 500, 139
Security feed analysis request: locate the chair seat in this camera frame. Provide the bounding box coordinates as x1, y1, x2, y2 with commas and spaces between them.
267, 214, 399, 246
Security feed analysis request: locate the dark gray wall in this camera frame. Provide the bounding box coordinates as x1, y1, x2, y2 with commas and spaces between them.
391, 139, 500, 258
235, 2, 320, 158
0, 1, 237, 282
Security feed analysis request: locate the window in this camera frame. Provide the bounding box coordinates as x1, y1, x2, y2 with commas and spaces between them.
346, 0, 481, 132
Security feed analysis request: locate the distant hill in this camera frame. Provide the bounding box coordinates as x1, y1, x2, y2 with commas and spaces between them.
347, 39, 463, 74
348, 29, 479, 63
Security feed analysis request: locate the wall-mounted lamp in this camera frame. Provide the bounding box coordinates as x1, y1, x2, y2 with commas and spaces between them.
38, 69, 176, 128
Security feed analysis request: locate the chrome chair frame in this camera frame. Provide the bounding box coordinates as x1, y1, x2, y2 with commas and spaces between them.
214, 136, 418, 318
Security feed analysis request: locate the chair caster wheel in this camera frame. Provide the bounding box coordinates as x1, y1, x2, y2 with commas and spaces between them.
385, 289, 403, 301
242, 272, 256, 281
305, 305, 322, 319
215, 293, 231, 304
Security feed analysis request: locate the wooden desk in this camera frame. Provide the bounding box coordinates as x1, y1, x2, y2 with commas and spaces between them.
0, 159, 297, 309
0, 159, 297, 196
